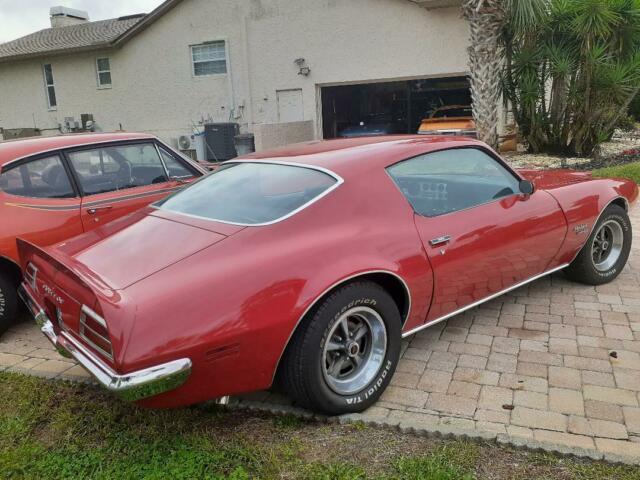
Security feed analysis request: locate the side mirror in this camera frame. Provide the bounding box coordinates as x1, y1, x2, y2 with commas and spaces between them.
519, 180, 535, 195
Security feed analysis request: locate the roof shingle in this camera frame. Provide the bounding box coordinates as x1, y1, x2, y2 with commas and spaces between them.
0, 15, 144, 62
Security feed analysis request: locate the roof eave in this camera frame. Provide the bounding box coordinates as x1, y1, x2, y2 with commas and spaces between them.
0, 42, 115, 64
113, 0, 184, 46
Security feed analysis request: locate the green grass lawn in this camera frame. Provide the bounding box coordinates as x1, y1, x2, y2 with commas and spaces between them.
0, 373, 638, 479
592, 161, 640, 184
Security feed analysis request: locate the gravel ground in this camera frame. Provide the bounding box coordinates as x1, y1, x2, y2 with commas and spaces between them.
503, 131, 640, 170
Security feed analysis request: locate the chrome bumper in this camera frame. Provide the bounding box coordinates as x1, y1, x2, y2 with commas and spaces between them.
18, 285, 192, 402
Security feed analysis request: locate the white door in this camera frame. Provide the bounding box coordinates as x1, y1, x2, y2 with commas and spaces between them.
277, 89, 304, 123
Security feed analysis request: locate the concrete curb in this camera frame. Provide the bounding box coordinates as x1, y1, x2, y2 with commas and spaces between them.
228, 396, 640, 466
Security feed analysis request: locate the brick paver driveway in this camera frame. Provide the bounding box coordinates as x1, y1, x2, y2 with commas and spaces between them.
1, 204, 639, 461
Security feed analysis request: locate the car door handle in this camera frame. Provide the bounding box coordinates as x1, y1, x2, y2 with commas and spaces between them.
86, 206, 113, 215
429, 235, 452, 247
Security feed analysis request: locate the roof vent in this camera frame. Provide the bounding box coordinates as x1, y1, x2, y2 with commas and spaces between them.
50, 6, 89, 28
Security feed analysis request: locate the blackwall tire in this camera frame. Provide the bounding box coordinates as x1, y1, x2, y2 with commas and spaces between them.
564, 204, 632, 286
0, 273, 18, 337
281, 281, 401, 415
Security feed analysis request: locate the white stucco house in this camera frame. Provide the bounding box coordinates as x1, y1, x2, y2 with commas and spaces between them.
0, 0, 469, 155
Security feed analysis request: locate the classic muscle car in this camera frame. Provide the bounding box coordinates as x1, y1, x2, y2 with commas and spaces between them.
419, 105, 476, 137
18, 136, 638, 415
0, 133, 205, 335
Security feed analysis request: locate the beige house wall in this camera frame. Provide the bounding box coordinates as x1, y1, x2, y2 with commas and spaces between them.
0, 0, 469, 150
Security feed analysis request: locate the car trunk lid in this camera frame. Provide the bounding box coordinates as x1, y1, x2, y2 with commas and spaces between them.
64, 214, 230, 290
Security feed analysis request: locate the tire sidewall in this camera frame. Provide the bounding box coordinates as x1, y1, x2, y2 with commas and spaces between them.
305, 285, 401, 414
587, 207, 632, 282
0, 274, 18, 336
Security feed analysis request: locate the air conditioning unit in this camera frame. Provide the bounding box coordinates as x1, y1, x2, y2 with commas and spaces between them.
204, 123, 239, 161
177, 135, 192, 151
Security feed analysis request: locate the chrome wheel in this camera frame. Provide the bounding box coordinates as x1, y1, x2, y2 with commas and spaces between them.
591, 220, 624, 272
322, 306, 387, 395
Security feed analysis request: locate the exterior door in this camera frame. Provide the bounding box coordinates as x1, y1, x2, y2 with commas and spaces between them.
65, 142, 194, 231
387, 147, 567, 322
0, 153, 82, 261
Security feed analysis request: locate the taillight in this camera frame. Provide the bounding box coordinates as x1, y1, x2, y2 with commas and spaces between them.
79, 305, 113, 360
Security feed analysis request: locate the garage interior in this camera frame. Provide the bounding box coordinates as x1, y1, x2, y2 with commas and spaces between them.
321, 76, 471, 139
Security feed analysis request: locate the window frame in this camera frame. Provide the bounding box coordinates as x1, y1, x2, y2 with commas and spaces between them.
96, 57, 112, 89
190, 40, 229, 77
42, 63, 57, 110
153, 160, 344, 227
385, 146, 524, 218
0, 151, 79, 200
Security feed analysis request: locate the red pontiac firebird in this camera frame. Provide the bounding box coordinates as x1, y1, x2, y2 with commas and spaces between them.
18, 136, 638, 414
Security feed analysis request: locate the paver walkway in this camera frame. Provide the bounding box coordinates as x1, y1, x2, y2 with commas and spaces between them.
1, 204, 639, 463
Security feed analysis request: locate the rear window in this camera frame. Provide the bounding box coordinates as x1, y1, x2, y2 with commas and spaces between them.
155, 162, 339, 225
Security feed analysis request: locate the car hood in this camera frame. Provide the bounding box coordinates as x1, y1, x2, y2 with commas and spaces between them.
517, 169, 592, 189
55, 213, 231, 290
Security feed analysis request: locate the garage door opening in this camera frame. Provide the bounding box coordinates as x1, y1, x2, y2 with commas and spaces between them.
321, 76, 471, 139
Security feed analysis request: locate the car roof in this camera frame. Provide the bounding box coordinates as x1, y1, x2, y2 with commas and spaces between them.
0, 132, 156, 167
239, 135, 487, 178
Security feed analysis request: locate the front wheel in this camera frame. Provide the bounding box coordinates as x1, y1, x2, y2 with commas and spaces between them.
280, 281, 401, 415
564, 204, 632, 285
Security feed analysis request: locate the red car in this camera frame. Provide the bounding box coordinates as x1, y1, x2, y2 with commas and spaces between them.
18, 136, 638, 414
0, 133, 205, 335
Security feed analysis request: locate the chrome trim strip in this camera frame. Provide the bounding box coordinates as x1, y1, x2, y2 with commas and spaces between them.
566, 196, 629, 266
401, 263, 569, 338
271, 269, 412, 383
154, 160, 345, 227
19, 285, 192, 402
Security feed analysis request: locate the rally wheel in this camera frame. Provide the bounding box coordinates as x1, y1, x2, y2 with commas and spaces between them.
565, 204, 632, 286
281, 281, 401, 415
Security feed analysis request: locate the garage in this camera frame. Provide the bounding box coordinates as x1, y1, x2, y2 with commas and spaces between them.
320, 76, 471, 139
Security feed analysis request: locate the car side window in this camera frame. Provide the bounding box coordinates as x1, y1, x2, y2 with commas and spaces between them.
159, 147, 196, 179
0, 155, 75, 199
387, 148, 521, 217
68, 143, 169, 195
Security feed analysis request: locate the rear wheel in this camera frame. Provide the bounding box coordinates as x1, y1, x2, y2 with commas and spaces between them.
281, 281, 401, 415
565, 204, 632, 285
0, 273, 18, 336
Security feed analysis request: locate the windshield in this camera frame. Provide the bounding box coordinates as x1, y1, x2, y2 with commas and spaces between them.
155, 162, 339, 225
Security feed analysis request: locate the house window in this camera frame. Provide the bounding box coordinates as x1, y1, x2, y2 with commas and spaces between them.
191, 41, 227, 76
96, 58, 112, 88
42, 64, 56, 109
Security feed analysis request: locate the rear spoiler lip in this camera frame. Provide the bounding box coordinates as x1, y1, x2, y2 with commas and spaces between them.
16, 238, 116, 299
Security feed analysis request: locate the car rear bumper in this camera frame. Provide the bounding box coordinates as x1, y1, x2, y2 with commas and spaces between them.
18, 285, 192, 402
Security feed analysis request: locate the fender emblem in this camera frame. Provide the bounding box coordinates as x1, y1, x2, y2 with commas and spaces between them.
574, 224, 589, 235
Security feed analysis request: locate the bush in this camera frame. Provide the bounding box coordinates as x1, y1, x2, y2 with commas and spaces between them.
502, 0, 640, 156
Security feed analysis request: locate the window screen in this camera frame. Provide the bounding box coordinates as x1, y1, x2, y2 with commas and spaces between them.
192, 42, 227, 76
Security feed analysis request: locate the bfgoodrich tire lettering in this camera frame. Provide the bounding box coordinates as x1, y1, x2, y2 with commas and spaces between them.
565, 204, 632, 286
280, 281, 401, 415
0, 273, 18, 337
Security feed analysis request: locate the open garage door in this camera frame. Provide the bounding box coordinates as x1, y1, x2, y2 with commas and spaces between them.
321, 76, 471, 139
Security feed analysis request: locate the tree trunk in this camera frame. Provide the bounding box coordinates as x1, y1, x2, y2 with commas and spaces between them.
462, 0, 507, 149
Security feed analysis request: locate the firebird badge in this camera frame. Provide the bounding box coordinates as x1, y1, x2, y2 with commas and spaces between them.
42, 284, 64, 305
574, 224, 589, 235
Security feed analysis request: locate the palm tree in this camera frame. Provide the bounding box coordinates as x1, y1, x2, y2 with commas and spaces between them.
462, 0, 507, 149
